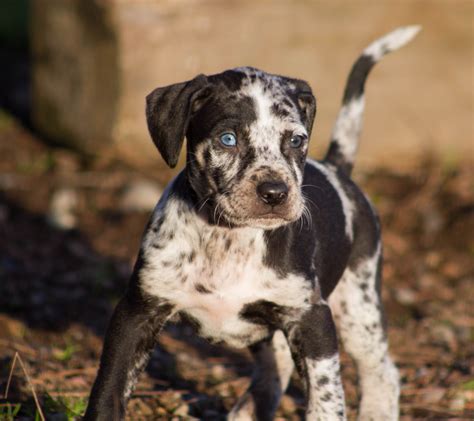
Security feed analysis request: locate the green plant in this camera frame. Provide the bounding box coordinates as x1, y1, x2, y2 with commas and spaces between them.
53, 343, 78, 362
0, 403, 21, 421
44, 393, 87, 421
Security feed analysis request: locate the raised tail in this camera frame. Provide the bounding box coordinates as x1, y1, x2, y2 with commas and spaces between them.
324, 25, 421, 175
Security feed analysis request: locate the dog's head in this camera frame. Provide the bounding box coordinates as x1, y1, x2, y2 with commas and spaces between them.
146, 67, 316, 229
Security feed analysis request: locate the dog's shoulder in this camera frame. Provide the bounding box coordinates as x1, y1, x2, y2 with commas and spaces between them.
304, 159, 380, 276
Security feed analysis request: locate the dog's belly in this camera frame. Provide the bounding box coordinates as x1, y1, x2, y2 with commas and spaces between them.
180, 296, 270, 348
171, 261, 310, 348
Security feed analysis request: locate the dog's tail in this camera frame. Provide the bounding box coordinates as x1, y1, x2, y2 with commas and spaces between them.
324, 25, 421, 175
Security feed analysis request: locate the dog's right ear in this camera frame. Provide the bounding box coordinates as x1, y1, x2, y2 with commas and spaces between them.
146, 74, 209, 168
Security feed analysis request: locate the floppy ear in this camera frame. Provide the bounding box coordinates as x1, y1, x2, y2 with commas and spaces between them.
146, 74, 209, 168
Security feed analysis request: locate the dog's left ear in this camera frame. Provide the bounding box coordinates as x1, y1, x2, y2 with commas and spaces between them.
294, 80, 317, 136
146, 74, 209, 168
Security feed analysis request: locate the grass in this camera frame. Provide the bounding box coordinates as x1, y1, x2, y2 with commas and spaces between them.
52, 343, 78, 363
3, 352, 88, 420
0, 403, 21, 421
43, 393, 88, 420
1, 395, 88, 421
461, 379, 474, 391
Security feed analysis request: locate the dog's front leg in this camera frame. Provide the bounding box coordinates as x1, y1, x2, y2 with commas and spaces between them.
84, 288, 172, 421
284, 303, 346, 421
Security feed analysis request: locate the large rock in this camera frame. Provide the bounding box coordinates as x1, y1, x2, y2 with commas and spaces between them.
31, 0, 473, 171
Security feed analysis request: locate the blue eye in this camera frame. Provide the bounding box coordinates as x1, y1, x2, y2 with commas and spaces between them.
290, 134, 305, 148
220, 132, 237, 147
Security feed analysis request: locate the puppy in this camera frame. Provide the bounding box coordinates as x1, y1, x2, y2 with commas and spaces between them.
85, 26, 420, 420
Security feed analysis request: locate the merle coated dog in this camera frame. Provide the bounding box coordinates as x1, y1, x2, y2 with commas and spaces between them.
85, 26, 420, 420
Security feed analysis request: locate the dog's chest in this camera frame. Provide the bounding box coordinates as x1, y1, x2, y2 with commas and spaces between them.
140, 206, 312, 347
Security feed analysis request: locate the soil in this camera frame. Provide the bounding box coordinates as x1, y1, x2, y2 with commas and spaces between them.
0, 111, 473, 420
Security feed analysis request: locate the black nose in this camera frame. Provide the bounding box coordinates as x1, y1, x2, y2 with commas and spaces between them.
256, 181, 289, 206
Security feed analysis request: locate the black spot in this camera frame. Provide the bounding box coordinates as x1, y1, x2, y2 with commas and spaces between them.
321, 392, 332, 402
271, 102, 290, 117
152, 243, 162, 249
234, 145, 256, 183
340, 301, 347, 314
363, 294, 371, 303
203, 147, 211, 165
206, 69, 246, 92
360, 282, 369, 291
195, 283, 212, 294
239, 300, 285, 328
188, 250, 196, 262
224, 238, 232, 251
317, 376, 329, 386
179, 312, 202, 332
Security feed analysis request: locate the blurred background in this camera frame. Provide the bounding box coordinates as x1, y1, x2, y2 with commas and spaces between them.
0, 1, 472, 420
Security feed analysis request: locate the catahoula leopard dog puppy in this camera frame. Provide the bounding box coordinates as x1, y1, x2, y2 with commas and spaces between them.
85, 26, 420, 420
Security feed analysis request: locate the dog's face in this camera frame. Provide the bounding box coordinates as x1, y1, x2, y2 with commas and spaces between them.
146, 67, 316, 229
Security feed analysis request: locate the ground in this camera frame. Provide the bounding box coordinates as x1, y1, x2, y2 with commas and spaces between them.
0, 110, 472, 420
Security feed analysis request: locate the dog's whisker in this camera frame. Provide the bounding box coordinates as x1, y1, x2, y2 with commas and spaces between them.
197, 197, 211, 213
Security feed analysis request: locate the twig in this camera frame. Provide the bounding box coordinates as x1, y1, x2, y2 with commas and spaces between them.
3, 352, 46, 421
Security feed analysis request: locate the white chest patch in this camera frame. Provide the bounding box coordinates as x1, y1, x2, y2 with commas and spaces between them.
140, 197, 313, 348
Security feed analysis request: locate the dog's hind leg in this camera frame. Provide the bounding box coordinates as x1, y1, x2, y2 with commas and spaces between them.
329, 244, 399, 421
228, 330, 294, 421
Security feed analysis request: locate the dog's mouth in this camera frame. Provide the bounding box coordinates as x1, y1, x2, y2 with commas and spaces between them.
212, 205, 302, 229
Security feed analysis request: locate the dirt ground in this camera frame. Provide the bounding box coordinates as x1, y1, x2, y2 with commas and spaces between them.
0, 108, 473, 420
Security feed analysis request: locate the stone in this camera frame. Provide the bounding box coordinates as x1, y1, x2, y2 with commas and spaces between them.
48, 187, 78, 229
119, 179, 163, 212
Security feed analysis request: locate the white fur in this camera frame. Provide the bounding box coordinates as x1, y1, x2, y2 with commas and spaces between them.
330, 96, 365, 166
239, 71, 308, 172
306, 355, 346, 420
329, 245, 399, 420
363, 25, 421, 61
